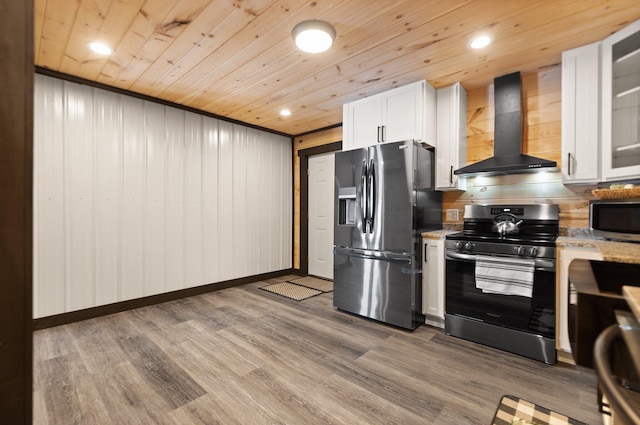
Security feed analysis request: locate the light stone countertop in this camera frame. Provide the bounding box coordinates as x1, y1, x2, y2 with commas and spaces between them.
557, 236, 640, 265
421, 228, 640, 263
624, 286, 640, 322
421, 229, 459, 239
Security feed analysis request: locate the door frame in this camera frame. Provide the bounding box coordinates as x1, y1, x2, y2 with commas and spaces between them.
1, 1, 33, 423
297, 141, 341, 275
307, 151, 336, 279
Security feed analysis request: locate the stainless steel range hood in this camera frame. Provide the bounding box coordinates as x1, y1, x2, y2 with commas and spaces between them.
454, 72, 557, 176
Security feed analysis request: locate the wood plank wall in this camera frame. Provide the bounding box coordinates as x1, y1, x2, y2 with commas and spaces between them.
291, 65, 622, 270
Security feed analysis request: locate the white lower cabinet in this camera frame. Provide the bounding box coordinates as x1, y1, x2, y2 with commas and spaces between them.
422, 237, 445, 328
556, 246, 603, 363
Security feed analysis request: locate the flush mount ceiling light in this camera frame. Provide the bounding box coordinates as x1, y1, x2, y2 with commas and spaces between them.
469, 34, 492, 49
280, 109, 291, 117
292, 20, 336, 53
89, 41, 112, 55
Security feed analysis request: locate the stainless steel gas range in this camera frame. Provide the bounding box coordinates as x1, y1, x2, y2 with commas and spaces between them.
444, 204, 559, 364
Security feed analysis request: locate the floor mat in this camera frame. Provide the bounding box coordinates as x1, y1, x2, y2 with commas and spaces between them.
491, 395, 586, 425
287, 276, 333, 293
260, 282, 323, 301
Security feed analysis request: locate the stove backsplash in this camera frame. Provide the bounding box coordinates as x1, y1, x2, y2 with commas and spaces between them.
441, 172, 600, 231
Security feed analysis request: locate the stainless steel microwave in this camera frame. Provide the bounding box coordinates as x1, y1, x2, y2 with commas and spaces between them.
590, 199, 640, 242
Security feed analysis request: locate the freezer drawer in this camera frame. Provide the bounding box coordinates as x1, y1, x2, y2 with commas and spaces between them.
333, 248, 423, 329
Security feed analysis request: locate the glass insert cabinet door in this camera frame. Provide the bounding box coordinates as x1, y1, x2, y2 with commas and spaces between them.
602, 19, 640, 180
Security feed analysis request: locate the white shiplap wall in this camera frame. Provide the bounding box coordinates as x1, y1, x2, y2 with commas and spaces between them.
33, 74, 292, 318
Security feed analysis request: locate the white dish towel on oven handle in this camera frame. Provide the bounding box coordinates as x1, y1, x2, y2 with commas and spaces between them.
474, 254, 535, 298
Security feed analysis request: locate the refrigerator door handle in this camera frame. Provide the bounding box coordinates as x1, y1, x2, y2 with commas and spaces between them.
361, 159, 368, 232
368, 159, 376, 232
334, 246, 412, 263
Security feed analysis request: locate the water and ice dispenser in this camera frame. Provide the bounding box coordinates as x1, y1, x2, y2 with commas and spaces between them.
338, 187, 357, 226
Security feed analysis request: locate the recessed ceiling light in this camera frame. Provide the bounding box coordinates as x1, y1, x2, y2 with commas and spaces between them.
280, 109, 292, 117
292, 20, 336, 53
89, 41, 112, 55
469, 35, 492, 49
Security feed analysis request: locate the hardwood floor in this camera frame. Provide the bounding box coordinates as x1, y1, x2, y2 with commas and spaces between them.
33, 275, 602, 424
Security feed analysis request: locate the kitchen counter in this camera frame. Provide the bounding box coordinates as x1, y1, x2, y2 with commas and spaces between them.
557, 236, 640, 265
624, 286, 640, 322
421, 229, 458, 239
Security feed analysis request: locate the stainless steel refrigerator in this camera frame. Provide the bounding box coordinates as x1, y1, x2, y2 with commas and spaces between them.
333, 140, 442, 329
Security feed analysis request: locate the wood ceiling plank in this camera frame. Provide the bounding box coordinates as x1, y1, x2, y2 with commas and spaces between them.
422, 0, 639, 88
34, 0, 46, 60
234, 2, 632, 127
37, 0, 80, 70
252, 0, 576, 107
71, 0, 148, 81
162, 0, 350, 106
33, 0, 640, 134
192, 0, 471, 116
127, 0, 281, 97
113, 0, 213, 88
95, 0, 197, 89
220, 0, 528, 124
265, 0, 635, 133
96, 0, 181, 87
57, 0, 117, 76
180, 0, 426, 108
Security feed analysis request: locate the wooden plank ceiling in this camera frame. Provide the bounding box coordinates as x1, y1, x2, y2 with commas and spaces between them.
34, 0, 640, 136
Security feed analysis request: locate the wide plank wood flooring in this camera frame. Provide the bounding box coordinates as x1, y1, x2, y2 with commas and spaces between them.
34, 275, 602, 424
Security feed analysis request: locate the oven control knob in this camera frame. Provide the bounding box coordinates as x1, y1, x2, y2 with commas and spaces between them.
529, 247, 538, 257
464, 242, 474, 251
455, 241, 464, 251
516, 245, 525, 255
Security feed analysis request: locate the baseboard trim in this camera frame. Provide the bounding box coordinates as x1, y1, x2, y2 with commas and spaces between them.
557, 349, 576, 365
424, 315, 445, 329
33, 269, 295, 330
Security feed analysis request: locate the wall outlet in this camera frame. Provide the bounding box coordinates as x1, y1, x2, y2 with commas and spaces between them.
445, 209, 459, 222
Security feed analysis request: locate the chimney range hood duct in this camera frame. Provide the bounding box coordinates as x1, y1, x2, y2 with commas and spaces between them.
454, 71, 557, 176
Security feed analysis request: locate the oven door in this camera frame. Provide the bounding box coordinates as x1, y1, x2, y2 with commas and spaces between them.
445, 251, 555, 338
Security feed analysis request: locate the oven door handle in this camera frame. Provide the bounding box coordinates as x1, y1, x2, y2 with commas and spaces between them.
445, 251, 555, 272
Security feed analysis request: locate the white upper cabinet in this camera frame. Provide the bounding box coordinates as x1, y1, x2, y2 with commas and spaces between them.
342, 80, 435, 150
561, 41, 601, 183
342, 95, 382, 150
602, 18, 640, 181
435, 83, 467, 191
